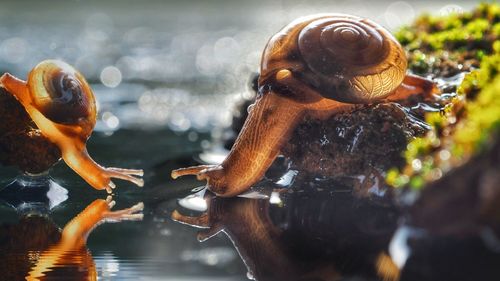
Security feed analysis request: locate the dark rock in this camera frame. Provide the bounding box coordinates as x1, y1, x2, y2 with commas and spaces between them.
408, 132, 500, 236
0, 87, 61, 173
282, 103, 427, 178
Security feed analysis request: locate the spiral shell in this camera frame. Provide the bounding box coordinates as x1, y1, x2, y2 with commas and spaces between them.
259, 14, 407, 103
27, 60, 96, 125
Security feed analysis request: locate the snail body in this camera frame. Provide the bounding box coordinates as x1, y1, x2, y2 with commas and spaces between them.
1, 60, 143, 192
172, 14, 438, 197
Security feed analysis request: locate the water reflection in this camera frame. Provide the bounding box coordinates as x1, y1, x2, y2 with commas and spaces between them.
172, 180, 400, 281
0, 173, 68, 213
0, 196, 143, 280
171, 173, 500, 281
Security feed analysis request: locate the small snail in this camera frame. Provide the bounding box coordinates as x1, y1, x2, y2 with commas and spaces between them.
172, 14, 438, 197
0, 60, 143, 193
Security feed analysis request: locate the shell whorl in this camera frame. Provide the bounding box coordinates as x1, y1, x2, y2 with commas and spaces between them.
28, 60, 96, 125
260, 14, 407, 103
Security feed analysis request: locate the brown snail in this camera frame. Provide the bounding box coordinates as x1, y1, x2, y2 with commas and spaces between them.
172, 14, 438, 197
0, 60, 143, 193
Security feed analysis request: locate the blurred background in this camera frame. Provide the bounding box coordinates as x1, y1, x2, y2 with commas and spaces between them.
0, 0, 475, 133
0, 1, 478, 280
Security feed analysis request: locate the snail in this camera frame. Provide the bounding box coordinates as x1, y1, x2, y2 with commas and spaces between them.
0, 60, 144, 193
172, 14, 438, 197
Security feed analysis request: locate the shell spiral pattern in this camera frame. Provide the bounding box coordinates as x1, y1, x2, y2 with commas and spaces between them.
28, 60, 96, 125
260, 14, 407, 103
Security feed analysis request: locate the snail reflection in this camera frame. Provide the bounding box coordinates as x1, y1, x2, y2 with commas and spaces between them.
172, 179, 401, 281
0, 60, 143, 193
172, 14, 439, 197
0, 196, 143, 281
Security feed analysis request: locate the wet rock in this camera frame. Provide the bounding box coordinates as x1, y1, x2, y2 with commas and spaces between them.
0, 87, 61, 173
282, 103, 427, 178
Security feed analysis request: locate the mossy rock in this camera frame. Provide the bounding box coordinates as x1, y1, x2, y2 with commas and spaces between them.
387, 3, 500, 189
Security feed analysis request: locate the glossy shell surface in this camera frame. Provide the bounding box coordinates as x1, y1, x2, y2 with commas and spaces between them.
259, 14, 407, 103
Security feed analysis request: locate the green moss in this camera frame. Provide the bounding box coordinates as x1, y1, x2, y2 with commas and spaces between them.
455, 74, 500, 151
387, 3, 500, 189
396, 3, 500, 76
388, 51, 500, 189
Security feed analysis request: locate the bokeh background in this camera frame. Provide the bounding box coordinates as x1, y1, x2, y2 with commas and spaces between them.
0, 0, 474, 133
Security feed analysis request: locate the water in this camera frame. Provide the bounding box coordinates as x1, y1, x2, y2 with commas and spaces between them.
0, 130, 248, 280
0, 0, 493, 280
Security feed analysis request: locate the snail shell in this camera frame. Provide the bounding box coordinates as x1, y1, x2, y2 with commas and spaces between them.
259, 14, 407, 103
27, 60, 96, 126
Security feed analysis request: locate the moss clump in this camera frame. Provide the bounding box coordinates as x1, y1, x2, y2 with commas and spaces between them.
395, 3, 500, 77
388, 51, 500, 189
387, 3, 500, 189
